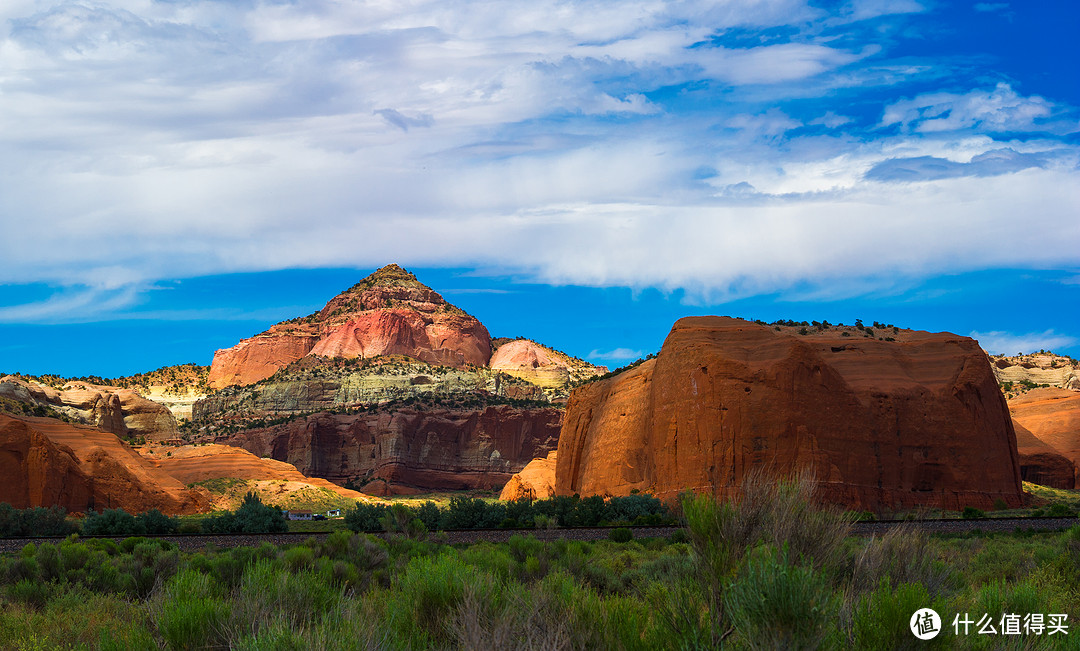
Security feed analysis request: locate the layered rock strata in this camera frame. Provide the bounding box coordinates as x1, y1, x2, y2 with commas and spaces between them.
0, 414, 208, 514
208, 265, 492, 389
220, 405, 562, 495
555, 316, 1024, 511
0, 377, 178, 441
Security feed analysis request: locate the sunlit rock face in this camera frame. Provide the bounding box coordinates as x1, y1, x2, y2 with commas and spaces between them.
0, 414, 209, 515
1010, 388, 1080, 489
208, 264, 492, 389
556, 316, 1024, 512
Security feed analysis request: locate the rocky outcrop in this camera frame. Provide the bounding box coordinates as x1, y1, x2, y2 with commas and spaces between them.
193, 359, 546, 424
490, 339, 606, 391
220, 405, 562, 495
1009, 388, 1080, 487
992, 353, 1080, 392
0, 414, 209, 514
1012, 420, 1076, 489
208, 265, 492, 389
500, 451, 557, 501
139, 443, 368, 508
0, 377, 178, 441
556, 316, 1024, 512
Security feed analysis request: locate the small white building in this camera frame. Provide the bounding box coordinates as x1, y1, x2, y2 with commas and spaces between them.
327, 509, 341, 518
287, 510, 313, 521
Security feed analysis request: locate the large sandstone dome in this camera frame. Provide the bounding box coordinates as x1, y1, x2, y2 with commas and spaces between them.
555, 316, 1025, 511
208, 265, 493, 389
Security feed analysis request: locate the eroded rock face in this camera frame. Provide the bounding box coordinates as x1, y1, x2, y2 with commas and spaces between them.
208, 265, 492, 389
500, 451, 557, 501
220, 405, 561, 495
0, 377, 179, 441
140, 443, 368, 507
193, 359, 546, 424
0, 414, 209, 514
1009, 388, 1080, 488
489, 340, 606, 391
992, 353, 1080, 391
1012, 420, 1076, 489
556, 316, 1024, 512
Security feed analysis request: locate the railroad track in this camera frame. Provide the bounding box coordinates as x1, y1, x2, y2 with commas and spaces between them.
0, 517, 1074, 553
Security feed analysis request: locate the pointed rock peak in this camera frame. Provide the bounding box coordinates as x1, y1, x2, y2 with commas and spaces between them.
357, 264, 424, 289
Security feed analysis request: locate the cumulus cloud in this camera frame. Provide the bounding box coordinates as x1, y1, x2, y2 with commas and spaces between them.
970, 330, 1079, 356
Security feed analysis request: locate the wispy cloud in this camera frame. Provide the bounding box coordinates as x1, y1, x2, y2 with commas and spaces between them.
588, 347, 645, 361
0, 1, 1076, 322
970, 330, 1079, 355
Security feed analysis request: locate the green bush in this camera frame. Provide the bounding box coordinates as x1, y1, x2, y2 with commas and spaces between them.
609, 527, 633, 543
155, 570, 230, 650
852, 580, 944, 649
726, 545, 839, 650
83, 508, 143, 536
962, 506, 986, 519
0, 503, 78, 537
203, 492, 287, 534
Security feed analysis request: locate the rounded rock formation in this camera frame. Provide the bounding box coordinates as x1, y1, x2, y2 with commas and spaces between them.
556, 316, 1025, 512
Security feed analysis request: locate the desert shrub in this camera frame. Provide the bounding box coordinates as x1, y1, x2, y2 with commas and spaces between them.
726, 545, 839, 651
0, 503, 78, 537
229, 560, 343, 641
203, 492, 287, 534
851, 580, 945, 650
851, 523, 952, 596
135, 509, 178, 534
609, 527, 633, 543
607, 494, 669, 524
389, 553, 482, 646
282, 545, 315, 571
416, 501, 441, 531
5, 578, 53, 610
452, 576, 572, 650
962, 506, 986, 519
83, 508, 143, 536
344, 502, 390, 532
154, 569, 230, 650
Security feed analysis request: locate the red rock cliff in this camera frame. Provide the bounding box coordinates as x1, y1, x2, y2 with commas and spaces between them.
1009, 388, 1080, 488
0, 414, 209, 514
220, 405, 561, 495
556, 317, 1024, 511
208, 264, 492, 389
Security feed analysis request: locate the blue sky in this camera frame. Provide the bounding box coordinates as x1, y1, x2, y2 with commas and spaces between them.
0, 0, 1077, 377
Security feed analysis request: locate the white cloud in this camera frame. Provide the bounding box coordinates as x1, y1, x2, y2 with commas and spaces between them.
588, 347, 644, 361
881, 83, 1061, 133
0, 1, 1076, 318
969, 330, 1078, 356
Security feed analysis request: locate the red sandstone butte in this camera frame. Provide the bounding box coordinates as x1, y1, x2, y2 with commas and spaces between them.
555, 316, 1024, 511
208, 264, 492, 389
1009, 388, 1080, 488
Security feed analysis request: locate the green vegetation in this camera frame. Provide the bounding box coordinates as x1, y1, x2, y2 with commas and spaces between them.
0, 396, 77, 423
345, 493, 673, 532
1, 473, 1079, 648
